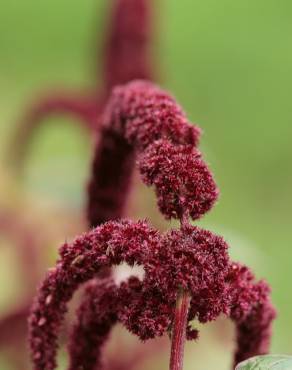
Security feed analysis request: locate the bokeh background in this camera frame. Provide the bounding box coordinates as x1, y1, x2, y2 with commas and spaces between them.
0, 0, 291, 369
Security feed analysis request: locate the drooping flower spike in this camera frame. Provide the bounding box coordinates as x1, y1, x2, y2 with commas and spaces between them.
9, 0, 153, 172
29, 220, 159, 370
227, 263, 276, 366
87, 80, 212, 226
68, 278, 119, 370
29, 81, 276, 370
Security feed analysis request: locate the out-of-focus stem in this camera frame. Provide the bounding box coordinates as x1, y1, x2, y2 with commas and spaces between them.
169, 289, 191, 370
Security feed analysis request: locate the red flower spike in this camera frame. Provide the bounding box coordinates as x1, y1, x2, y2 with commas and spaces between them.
87, 131, 135, 226
102, 81, 200, 148
68, 277, 169, 370
139, 140, 218, 219
87, 81, 215, 225
29, 222, 275, 369
103, 0, 152, 90
117, 277, 174, 340
29, 81, 275, 370
29, 220, 160, 370
144, 225, 230, 323
68, 278, 118, 370
234, 301, 276, 366
227, 263, 276, 366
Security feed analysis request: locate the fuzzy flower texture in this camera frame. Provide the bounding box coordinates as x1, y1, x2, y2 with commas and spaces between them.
29, 81, 276, 370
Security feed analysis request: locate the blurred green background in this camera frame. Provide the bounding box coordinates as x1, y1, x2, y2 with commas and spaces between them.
0, 0, 291, 369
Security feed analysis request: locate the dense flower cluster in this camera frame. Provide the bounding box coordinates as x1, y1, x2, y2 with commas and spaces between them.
29, 220, 159, 370
68, 278, 118, 370
88, 80, 216, 225
139, 140, 218, 220
29, 220, 275, 370
68, 277, 167, 370
227, 263, 276, 365
146, 226, 230, 322
29, 81, 276, 370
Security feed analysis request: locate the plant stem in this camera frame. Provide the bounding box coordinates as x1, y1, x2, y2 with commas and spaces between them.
169, 289, 191, 370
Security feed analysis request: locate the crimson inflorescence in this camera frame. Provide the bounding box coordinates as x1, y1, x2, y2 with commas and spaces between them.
29, 80, 276, 370
227, 263, 276, 366
68, 278, 118, 370
87, 81, 215, 225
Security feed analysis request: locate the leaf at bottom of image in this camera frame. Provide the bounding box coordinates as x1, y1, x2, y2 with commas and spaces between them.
236, 355, 292, 370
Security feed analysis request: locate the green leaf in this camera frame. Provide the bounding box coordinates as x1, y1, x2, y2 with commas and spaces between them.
236, 355, 292, 370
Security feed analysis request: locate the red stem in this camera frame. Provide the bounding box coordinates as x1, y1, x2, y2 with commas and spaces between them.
169, 289, 191, 370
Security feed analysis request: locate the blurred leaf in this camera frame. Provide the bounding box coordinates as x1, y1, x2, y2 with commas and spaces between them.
236, 355, 292, 370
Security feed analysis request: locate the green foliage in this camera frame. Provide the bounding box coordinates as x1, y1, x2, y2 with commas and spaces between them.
236, 355, 292, 370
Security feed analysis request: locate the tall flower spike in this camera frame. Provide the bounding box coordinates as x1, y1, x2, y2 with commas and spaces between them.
104, 0, 152, 90
87, 80, 216, 226
9, 0, 153, 173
